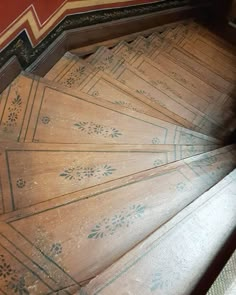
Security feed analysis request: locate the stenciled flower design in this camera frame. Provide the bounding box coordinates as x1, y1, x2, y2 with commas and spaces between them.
153, 159, 164, 167
7, 276, 29, 295
0, 254, 29, 294
50, 243, 62, 256
8, 112, 18, 122
176, 182, 188, 192
152, 137, 161, 144
192, 156, 218, 167
3, 92, 22, 133
0, 262, 13, 279
41, 116, 50, 124
88, 204, 145, 239
92, 91, 99, 97
74, 121, 122, 138
63, 66, 87, 88
16, 178, 26, 189
60, 164, 116, 181
83, 167, 95, 178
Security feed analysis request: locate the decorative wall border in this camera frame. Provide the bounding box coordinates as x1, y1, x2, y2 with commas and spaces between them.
0, 0, 212, 95
0, 0, 210, 70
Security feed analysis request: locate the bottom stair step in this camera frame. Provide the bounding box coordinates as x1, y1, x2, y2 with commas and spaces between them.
0, 145, 235, 293
81, 169, 236, 295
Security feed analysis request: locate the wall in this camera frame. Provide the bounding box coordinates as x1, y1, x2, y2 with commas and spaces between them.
0, 0, 160, 51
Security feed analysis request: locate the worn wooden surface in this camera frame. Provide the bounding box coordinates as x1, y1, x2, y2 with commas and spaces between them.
0, 146, 235, 293
82, 169, 236, 295
0, 143, 218, 214
0, 73, 220, 145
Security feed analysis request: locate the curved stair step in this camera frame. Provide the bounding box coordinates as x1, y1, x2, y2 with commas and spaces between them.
113, 42, 225, 126
81, 169, 236, 295
0, 143, 218, 213
0, 145, 235, 292
86, 46, 225, 137
45, 53, 180, 125
0, 73, 220, 145
112, 39, 234, 132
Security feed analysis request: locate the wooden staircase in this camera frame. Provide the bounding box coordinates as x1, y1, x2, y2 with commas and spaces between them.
0, 20, 235, 294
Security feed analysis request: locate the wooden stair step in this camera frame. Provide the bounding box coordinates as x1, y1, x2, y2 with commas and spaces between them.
0, 73, 220, 145
206, 249, 236, 294
44, 53, 180, 126
45, 52, 95, 88
179, 23, 236, 62
87, 46, 224, 137
113, 41, 226, 126
0, 145, 235, 292
78, 70, 180, 125
0, 143, 219, 214
131, 34, 233, 101
126, 35, 235, 128
82, 168, 236, 295
164, 25, 236, 82
129, 36, 158, 56
148, 33, 234, 95
129, 33, 234, 104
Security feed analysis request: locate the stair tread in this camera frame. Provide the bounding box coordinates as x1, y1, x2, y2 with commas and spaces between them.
44, 54, 180, 125
0, 143, 218, 213
113, 42, 227, 129
164, 24, 236, 81
0, 145, 235, 291
86, 46, 224, 137
149, 33, 234, 94
0, 72, 220, 145
82, 168, 236, 295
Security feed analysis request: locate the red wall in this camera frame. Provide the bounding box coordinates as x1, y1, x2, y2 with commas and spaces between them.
0, 0, 158, 50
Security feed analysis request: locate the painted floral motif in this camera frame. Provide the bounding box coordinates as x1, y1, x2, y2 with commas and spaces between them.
41, 116, 50, 124
0, 260, 13, 279
151, 79, 183, 99
50, 243, 62, 257
153, 159, 164, 167
136, 89, 166, 108
60, 164, 116, 181
16, 178, 26, 189
95, 54, 116, 71
118, 46, 134, 60
176, 182, 188, 192
74, 121, 122, 138
88, 204, 145, 239
3, 92, 22, 133
114, 100, 147, 115
152, 137, 161, 144
171, 71, 196, 90
91, 91, 99, 97
181, 146, 198, 158
7, 277, 29, 295
192, 156, 218, 167
150, 254, 189, 291
180, 132, 198, 144
0, 254, 29, 294
63, 66, 87, 87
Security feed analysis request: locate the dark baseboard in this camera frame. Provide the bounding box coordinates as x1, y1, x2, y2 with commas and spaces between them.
0, 0, 211, 94
0, 56, 22, 94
